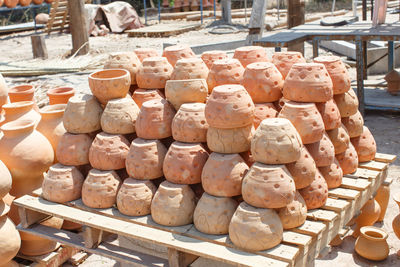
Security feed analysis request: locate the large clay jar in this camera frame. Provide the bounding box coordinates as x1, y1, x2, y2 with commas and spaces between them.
136, 57, 173, 89
315, 99, 341, 130
171, 58, 209, 80
206, 59, 245, 91
0, 120, 54, 197
375, 182, 390, 222
351, 126, 376, 162
334, 89, 359, 117
355, 226, 389, 261
201, 50, 228, 69
253, 103, 278, 129
353, 198, 381, 237
314, 56, 351, 95
82, 169, 121, 208
229, 202, 283, 251
42, 164, 84, 203
165, 79, 208, 110
151, 181, 196, 226
0, 160, 12, 199
193, 193, 238, 234
104, 52, 141, 85
242, 163, 295, 208
116, 178, 156, 216
0, 73, 8, 111
0, 101, 41, 127
37, 104, 67, 153
132, 89, 165, 108
342, 110, 364, 138
101, 97, 140, 134
278, 191, 307, 229
306, 132, 335, 167
47, 87, 75, 105
201, 152, 249, 197
162, 45, 195, 67
318, 158, 343, 189
327, 123, 350, 154
205, 84, 254, 128
207, 125, 254, 154
63, 94, 102, 134
172, 103, 208, 143
135, 99, 176, 139
251, 118, 302, 164
286, 146, 317, 189
299, 171, 328, 209
336, 142, 359, 175
233, 46, 269, 67
283, 63, 333, 102
56, 133, 93, 166
279, 101, 325, 144
126, 138, 167, 180
134, 48, 159, 62
0, 216, 20, 265
241, 62, 283, 103
272, 51, 306, 79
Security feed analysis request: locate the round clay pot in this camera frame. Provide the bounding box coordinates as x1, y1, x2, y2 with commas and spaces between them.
241, 62, 283, 103
353, 199, 381, 237
193, 193, 238, 234
327, 123, 350, 154
278, 191, 307, 229
375, 183, 390, 222
299, 171, 328, 209
206, 59, 245, 92
0, 101, 41, 127
201, 50, 228, 69
286, 146, 317, 189
253, 103, 278, 129
315, 99, 341, 130
251, 118, 302, 164
341, 110, 364, 138
172, 103, 208, 143
134, 48, 159, 62
279, 101, 325, 144
314, 56, 351, 95
165, 79, 208, 110
56, 133, 93, 166
205, 84, 254, 128
132, 89, 165, 108
42, 163, 84, 203
8, 84, 38, 111
207, 125, 254, 154
63, 94, 103, 134
0, 216, 20, 264
283, 63, 333, 103
101, 97, 140, 134
392, 194, 400, 249
0, 74, 8, 111
229, 202, 283, 251
104, 52, 141, 85
151, 181, 196, 226
126, 138, 167, 180
19, 0, 31, 6
116, 178, 156, 216
233, 46, 269, 67
135, 99, 176, 139
333, 89, 359, 117
272, 51, 306, 79
305, 132, 335, 167
136, 57, 173, 89
335, 142, 359, 175
171, 57, 209, 80
318, 158, 343, 189
62, 220, 82, 231
351, 126, 376, 163
355, 226, 389, 261
37, 104, 66, 154
162, 45, 196, 67
47, 87, 75, 105
0, 160, 12, 199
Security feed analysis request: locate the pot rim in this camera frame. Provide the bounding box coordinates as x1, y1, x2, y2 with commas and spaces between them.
0, 119, 35, 134
360, 226, 388, 241
89, 69, 129, 81
40, 104, 66, 114
9, 84, 34, 94
47, 87, 75, 96
2, 100, 34, 109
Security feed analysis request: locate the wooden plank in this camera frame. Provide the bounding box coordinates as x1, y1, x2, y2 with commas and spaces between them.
168, 248, 198, 267
374, 153, 397, 163
358, 161, 388, 171
17, 246, 80, 267
341, 177, 371, 191
328, 188, 360, 200
349, 168, 380, 180
127, 24, 202, 38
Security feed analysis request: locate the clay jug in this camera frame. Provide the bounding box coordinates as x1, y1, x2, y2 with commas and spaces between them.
253, 103, 278, 129
8, 84, 38, 111
162, 45, 196, 67
193, 193, 238, 234
126, 138, 167, 180
392, 194, 400, 254
229, 202, 283, 251
172, 103, 208, 143
207, 125, 254, 154
0, 160, 11, 199
201, 50, 228, 69
241, 62, 283, 103
0, 216, 20, 265
165, 79, 208, 110
117, 178, 156, 216
353, 198, 381, 237
101, 97, 140, 134
56, 133, 93, 166
375, 182, 390, 222
104, 52, 141, 85
47, 87, 75, 105
132, 89, 165, 108
314, 56, 351, 95
342, 110, 364, 138
327, 123, 350, 154
134, 48, 159, 62
272, 51, 306, 79
316, 99, 341, 130
334, 89, 359, 117
0, 101, 41, 127
151, 181, 197, 226
233, 46, 269, 67
355, 226, 389, 261
206, 59, 245, 91
278, 191, 307, 229
171, 57, 209, 80
335, 142, 359, 175
351, 126, 376, 162
251, 118, 302, 164
286, 146, 317, 189
318, 158, 343, 189
306, 132, 335, 167
0, 73, 8, 111
299, 171, 328, 209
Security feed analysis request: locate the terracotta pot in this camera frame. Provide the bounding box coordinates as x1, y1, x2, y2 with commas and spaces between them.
193, 193, 238, 234
8, 84, 38, 111
172, 103, 208, 143
274, 96, 290, 111
315, 99, 341, 130
314, 56, 351, 95
162, 45, 196, 67
165, 79, 208, 110
0, 120, 54, 197
126, 138, 167, 180
63, 94, 103, 134
241, 62, 283, 103
253, 103, 278, 129
0, 216, 20, 263
0, 101, 41, 127
229, 202, 283, 251
47, 87, 75, 105
341, 110, 364, 138
0, 160, 12, 199
207, 125, 254, 154
318, 158, 343, 189
327, 123, 350, 154
171, 57, 209, 80
4, 0, 18, 8
392, 194, 400, 253
272, 51, 306, 79
104, 52, 141, 85
279, 101, 325, 144
61, 220, 81, 231
286, 146, 317, 189
351, 126, 376, 162
19, 0, 31, 6
132, 89, 165, 108
278, 191, 307, 229
305, 132, 335, 167
251, 118, 302, 164
333, 89, 359, 117
0, 74, 8, 111
283, 63, 333, 103
32, 0, 43, 4
353, 199, 381, 237
201, 50, 228, 69
233, 46, 269, 67
56, 133, 93, 166
355, 226, 389, 261
101, 97, 140, 134
375, 183, 390, 222
299, 170, 328, 209
0, 200, 10, 218
335, 142, 359, 175
151, 181, 196, 226
37, 104, 66, 154
206, 59, 245, 92
116, 178, 156, 216
135, 99, 175, 139
205, 84, 254, 128
133, 48, 159, 62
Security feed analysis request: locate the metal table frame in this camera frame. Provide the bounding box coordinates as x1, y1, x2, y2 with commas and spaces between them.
0, 3, 50, 31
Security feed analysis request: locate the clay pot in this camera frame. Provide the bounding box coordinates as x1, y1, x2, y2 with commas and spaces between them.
279, 101, 325, 144
133, 48, 159, 62
126, 138, 167, 180
0, 160, 12, 199
299, 171, 328, 209
392, 194, 400, 252
341, 110, 364, 138
165, 79, 208, 110
163, 142, 209, 184
82, 169, 121, 208
201, 50, 228, 69
327, 123, 350, 154
171, 57, 209, 80
172, 103, 208, 143
206, 59, 245, 92
37, 104, 66, 154
63, 94, 103, 134
205, 84, 254, 128
375, 183, 390, 222
19, 0, 31, 6
104, 52, 141, 85
0, 120, 54, 197
0, 217, 21, 263
42, 163, 84, 203
353, 199, 381, 237
151, 181, 196, 226
207, 125, 254, 154
132, 89, 165, 108
47, 87, 75, 105
318, 158, 343, 189
229, 202, 283, 251
305, 132, 335, 167
4, 0, 18, 8
315, 99, 341, 130
8, 84, 38, 111
233, 46, 269, 67
334, 89, 359, 117
193, 193, 238, 234
0, 74, 8, 111
253, 103, 278, 129
335, 142, 359, 175
278, 191, 307, 229
61, 220, 82, 231
286, 146, 317, 189
101, 97, 140, 134
135, 99, 176, 139
162, 45, 196, 67
314, 56, 351, 95
0, 101, 41, 127
283, 63, 333, 102
241, 62, 283, 103
251, 118, 302, 164
355, 226, 389, 261
272, 51, 306, 79
116, 178, 156, 216
351, 126, 376, 162
56, 133, 93, 166
274, 96, 290, 111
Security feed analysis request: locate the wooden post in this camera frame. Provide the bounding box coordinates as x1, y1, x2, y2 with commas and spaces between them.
287, 0, 305, 54
68, 0, 89, 56
221, 0, 231, 24
168, 248, 198, 267
31, 34, 48, 59
245, 0, 267, 45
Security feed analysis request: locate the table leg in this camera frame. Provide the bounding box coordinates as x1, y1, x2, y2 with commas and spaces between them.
356, 40, 365, 116
312, 40, 319, 58
388, 41, 394, 71
275, 46, 281, 52
362, 41, 368, 79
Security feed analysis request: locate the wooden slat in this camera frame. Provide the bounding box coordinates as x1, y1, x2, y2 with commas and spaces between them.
374, 153, 397, 163
17, 246, 80, 267
341, 177, 371, 191
328, 188, 360, 200
359, 161, 388, 171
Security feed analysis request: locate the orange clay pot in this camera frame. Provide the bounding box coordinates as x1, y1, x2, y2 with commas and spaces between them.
101, 97, 140, 134
172, 103, 208, 143
4, 0, 18, 8
351, 126, 376, 162
286, 146, 317, 189
315, 99, 341, 130
132, 89, 164, 108
272, 51, 306, 79
0, 160, 12, 199
375, 182, 390, 222
0, 101, 41, 127
56, 133, 93, 166
207, 125, 254, 154
305, 132, 335, 167
133, 48, 159, 62
353, 198, 381, 237
278, 191, 307, 229
0, 216, 20, 265
19, 0, 31, 6
318, 158, 343, 189
162, 45, 196, 67
314, 56, 351, 95
392, 194, 400, 252
299, 170, 328, 209
136, 57, 173, 89
327, 123, 350, 154
0, 74, 8, 111
334, 89, 359, 117
355, 226, 389, 261
342, 110, 364, 138
32, 0, 44, 4
335, 142, 359, 175
104, 52, 141, 85
274, 96, 290, 111
8, 84, 38, 111
47, 87, 75, 105
165, 79, 208, 110
201, 50, 228, 69
206, 59, 245, 92
171, 57, 209, 80
233, 46, 269, 67
253, 103, 278, 129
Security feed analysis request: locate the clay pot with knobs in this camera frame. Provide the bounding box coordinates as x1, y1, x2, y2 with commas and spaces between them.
172, 103, 208, 143
0, 73, 8, 111
299, 171, 328, 209
56, 133, 93, 166
314, 56, 351, 95
355, 226, 389, 261
101, 97, 140, 134
8, 84, 39, 111
201, 50, 228, 69
375, 181, 390, 222
37, 104, 66, 154
286, 146, 317, 189
318, 158, 343, 189
334, 89, 359, 117
47, 87, 75, 105
272, 51, 306, 79
327, 123, 350, 154
233, 46, 269, 67
104, 52, 141, 85
133, 48, 159, 62
162, 45, 196, 67
278, 191, 307, 229
206, 59, 245, 91
315, 99, 341, 130
207, 125, 254, 154
353, 198, 381, 237
306, 132, 335, 167
335, 142, 359, 175
132, 89, 164, 108
342, 110, 364, 138
165, 79, 208, 110
253, 103, 278, 129
351, 126, 376, 162
0, 101, 41, 127
136, 57, 173, 89
171, 58, 209, 80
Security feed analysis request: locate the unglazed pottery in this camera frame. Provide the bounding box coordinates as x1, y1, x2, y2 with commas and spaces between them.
327, 123, 350, 154
274, 96, 290, 111
0, 101, 41, 127
334, 89, 359, 117
207, 125, 254, 154
253, 103, 278, 129
233, 46, 269, 67
0, 73, 8, 111
272, 51, 306, 79
201, 50, 228, 69
305, 132, 335, 167
392, 194, 400, 255
335, 142, 359, 174
101, 97, 140, 134
341, 110, 364, 138
314, 56, 351, 95
19, 0, 31, 5
355, 226, 389, 261
162, 45, 196, 66
37, 104, 66, 154
206, 59, 245, 91
315, 99, 341, 130
56, 133, 93, 166
4, 0, 18, 8
132, 89, 165, 108
375, 182, 390, 222
172, 103, 208, 143
299, 171, 328, 209
165, 79, 208, 110
0, 217, 20, 264
286, 146, 317, 189
351, 126, 376, 162
134, 48, 159, 62
136, 57, 173, 89
353, 198, 381, 237
0, 160, 11, 199
278, 191, 307, 229
8, 84, 38, 110
171, 57, 209, 80
318, 158, 343, 189
104, 52, 141, 85
47, 87, 75, 105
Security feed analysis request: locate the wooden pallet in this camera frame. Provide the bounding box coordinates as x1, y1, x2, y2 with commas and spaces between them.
13, 153, 395, 267
46, 0, 69, 34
